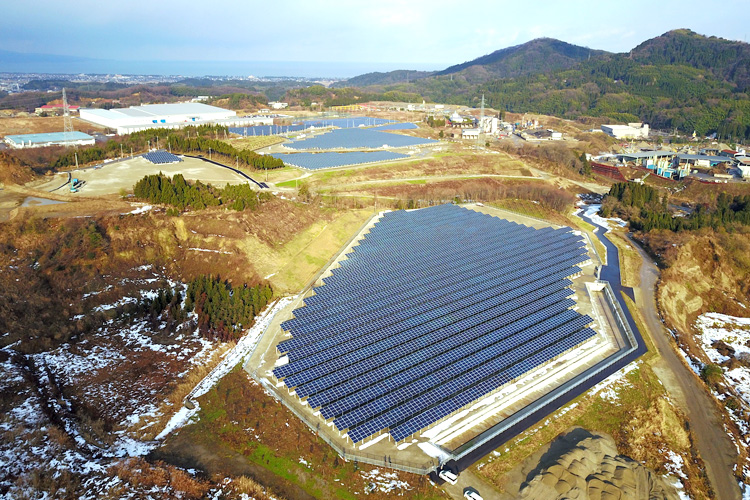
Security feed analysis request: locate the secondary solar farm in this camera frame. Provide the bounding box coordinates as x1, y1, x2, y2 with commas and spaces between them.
270, 151, 409, 170
143, 150, 182, 164
283, 128, 438, 150
269, 204, 618, 452
229, 116, 393, 137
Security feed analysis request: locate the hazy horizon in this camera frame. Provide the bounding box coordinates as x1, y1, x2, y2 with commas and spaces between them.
0, 53, 439, 79
2, 0, 749, 79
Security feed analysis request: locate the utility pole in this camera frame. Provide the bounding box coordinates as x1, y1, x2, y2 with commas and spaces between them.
120, 143, 123, 158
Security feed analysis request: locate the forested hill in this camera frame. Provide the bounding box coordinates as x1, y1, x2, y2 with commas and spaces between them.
629, 29, 750, 91
331, 69, 435, 88
473, 30, 750, 140
435, 38, 608, 82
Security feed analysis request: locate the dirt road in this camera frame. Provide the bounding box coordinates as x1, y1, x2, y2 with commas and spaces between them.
629, 236, 741, 500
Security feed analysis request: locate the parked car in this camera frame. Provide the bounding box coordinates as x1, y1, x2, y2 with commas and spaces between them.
463, 487, 483, 500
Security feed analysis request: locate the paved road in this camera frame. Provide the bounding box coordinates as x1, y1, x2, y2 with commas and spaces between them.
627, 235, 741, 500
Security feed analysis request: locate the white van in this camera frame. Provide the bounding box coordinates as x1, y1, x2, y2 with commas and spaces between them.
438, 468, 458, 485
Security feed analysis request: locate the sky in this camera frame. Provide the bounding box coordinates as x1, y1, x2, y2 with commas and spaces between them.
1, 0, 749, 77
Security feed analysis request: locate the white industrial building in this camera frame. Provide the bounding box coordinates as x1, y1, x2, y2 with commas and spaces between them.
601, 123, 650, 139
79, 102, 273, 135
462, 128, 480, 139
479, 116, 500, 135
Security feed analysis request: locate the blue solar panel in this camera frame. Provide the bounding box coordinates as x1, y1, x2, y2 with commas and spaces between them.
373, 123, 419, 131
228, 117, 396, 137
143, 150, 182, 164
284, 128, 438, 150
270, 151, 409, 170
273, 204, 594, 443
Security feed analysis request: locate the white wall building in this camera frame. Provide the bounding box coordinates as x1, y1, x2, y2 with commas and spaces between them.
601, 122, 650, 139
462, 128, 480, 139
79, 102, 271, 135
479, 116, 500, 135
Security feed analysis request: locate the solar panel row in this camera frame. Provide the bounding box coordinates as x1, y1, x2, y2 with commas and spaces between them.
143, 150, 182, 164
285, 128, 438, 150
228, 117, 395, 137
274, 204, 594, 443
270, 151, 409, 170
373, 123, 419, 131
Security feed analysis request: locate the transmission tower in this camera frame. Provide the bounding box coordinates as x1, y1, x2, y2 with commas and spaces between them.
62, 88, 74, 146
477, 94, 485, 149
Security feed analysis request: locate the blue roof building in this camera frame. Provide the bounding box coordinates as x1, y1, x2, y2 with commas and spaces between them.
4, 131, 95, 149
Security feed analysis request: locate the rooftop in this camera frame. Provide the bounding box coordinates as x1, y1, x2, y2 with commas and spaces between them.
5, 131, 93, 144
618, 150, 675, 159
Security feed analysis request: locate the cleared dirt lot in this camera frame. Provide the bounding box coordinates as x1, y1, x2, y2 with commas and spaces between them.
34, 156, 252, 196
0, 115, 104, 136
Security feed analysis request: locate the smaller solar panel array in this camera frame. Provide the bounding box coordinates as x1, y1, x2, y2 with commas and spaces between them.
285, 128, 437, 150
301, 117, 393, 128
143, 150, 182, 164
271, 151, 409, 170
274, 205, 594, 443
228, 117, 395, 137
373, 123, 418, 131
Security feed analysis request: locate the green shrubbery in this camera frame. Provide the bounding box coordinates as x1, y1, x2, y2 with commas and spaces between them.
185, 276, 273, 341
133, 173, 271, 212
601, 183, 750, 232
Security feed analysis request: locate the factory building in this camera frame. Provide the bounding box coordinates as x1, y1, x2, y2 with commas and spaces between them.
601, 123, 650, 139
79, 102, 272, 135
4, 131, 95, 149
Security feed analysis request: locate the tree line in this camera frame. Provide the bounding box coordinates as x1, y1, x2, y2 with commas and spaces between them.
133, 173, 271, 212
184, 275, 273, 341
50, 124, 285, 171
601, 182, 750, 232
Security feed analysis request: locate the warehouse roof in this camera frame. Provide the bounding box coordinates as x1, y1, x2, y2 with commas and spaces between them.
618, 150, 675, 159
5, 131, 93, 144
676, 154, 734, 163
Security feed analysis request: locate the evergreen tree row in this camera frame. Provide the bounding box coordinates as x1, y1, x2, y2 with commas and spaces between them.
184, 275, 273, 342
51, 124, 285, 171
133, 173, 271, 211
602, 182, 750, 232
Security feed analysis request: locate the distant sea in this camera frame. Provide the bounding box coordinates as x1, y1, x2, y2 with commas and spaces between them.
0, 55, 438, 79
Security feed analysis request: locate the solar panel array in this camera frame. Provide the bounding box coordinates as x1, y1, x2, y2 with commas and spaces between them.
143, 150, 182, 164
373, 123, 418, 131
273, 204, 594, 443
270, 151, 409, 170
285, 128, 438, 150
228, 117, 395, 137
300, 117, 393, 128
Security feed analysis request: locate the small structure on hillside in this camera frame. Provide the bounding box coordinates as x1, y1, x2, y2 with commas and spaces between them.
602, 123, 649, 139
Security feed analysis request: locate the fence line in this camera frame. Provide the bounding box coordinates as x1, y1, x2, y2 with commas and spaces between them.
257, 378, 437, 475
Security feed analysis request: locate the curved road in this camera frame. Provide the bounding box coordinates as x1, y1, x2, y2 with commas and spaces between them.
627, 235, 741, 500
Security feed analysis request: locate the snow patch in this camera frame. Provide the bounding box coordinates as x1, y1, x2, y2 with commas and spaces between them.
416, 442, 450, 462
126, 205, 153, 215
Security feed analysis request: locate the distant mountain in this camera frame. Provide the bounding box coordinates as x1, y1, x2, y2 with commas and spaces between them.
435, 38, 609, 82
332, 69, 435, 88
629, 29, 750, 91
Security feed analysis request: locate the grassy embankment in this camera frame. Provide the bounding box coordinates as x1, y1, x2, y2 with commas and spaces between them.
158, 369, 446, 500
